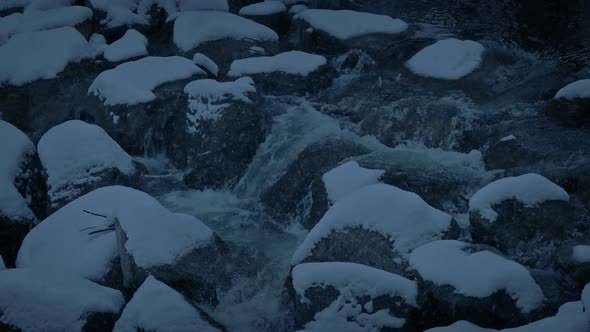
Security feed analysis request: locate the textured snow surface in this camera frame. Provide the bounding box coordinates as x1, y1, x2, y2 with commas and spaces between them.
17, 186, 214, 280
409, 240, 544, 313
37, 120, 135, 206
293, 262, 418, 331
0, 0, 31, 11
292, 262, 418, 305
88, 56, 205, 106
239, 1, 286, 15
0, 6, 92, 44
406, 38, 485, 80
0, 121, 35, 221
193, 53, 219, 76
554, 79, 590, 100
426, 301, 590, 332
0, 26, 92, 85
322, 160, 385, 203
296, 9, 408, 40
173, 11, 279, 52
114, 276, 220, 332
0, 268, 124, 332
103, 29, 148, 62
228, 51, 327, 77
469, 173, 569, 222
291, 183, 453, 265
572, 245, 590, 263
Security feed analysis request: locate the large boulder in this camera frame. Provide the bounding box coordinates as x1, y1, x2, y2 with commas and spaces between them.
227, 51, 336, 96
239, 1, 290, 35
261, 139, 369, 222
409, 240, 545, 329
0, 268, 125, 332
180, 77, 267, 189
544, 79, 590, 128
291, 183, 458, 276
16, 186, 228, 304
469, 173, 573, 265
290, 9, 409, 56
290, 262, 419, 331
113, 276, 224, 332
173, 11, 279, 68
0, 121, 46, 267
37, 120, 140, 211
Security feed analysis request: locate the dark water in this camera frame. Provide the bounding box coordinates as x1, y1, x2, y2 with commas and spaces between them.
352, 0, 590, 64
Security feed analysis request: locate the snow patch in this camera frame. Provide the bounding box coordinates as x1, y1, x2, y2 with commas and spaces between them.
239, 1, 286, 16
88, 56, 205, 106
37, 120, 135, 207
0, 27, 93, 86
322, 160, 384, 203
193, 53, 219, 77
406, 38, 485, 80
554, 79, 590, 100
0, 268, 124, 332
114, 276, 220, 332
0, 121, 35, 222
409, 240, 544, 313
291, 183, 453, 265
228, 51, 327, 77
17, 186, 215, 280
296, 9, 408, 40
103, 29, 148, 62
469, 173, 569, 222
173, 11, 278, 52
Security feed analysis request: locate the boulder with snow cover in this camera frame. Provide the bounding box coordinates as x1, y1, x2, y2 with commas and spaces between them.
545, 79, 590, 128
173, 11, 279, 69
290, 262, 420, 331
38, 120, 140, 211
113, 276, 225, 332
0, 121, 46, 267
291, 9, 409, 56
0, 268, 125, 332
180, 77, 267, 189
227, 51, 337, 96
469, 173, 573, 266
409, 240, 545, 329
239, 1, 290, 35
16, 186, 229, 304
291, 183, 458, 276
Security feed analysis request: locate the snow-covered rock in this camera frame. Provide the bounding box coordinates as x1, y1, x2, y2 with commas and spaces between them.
296, 9, 408, 40
17, 186, 226, 300
483, 136, 542, 170
37, 120, 138, 211
425, 301, 590, 332
113, 276, 222, 332
469, 173, 569, 223
554, 79, 590, 100
583, 284, 590, 321
405, 39, 486, 80
556, 243, 590, 289
292, 9, 408, 55
181, 77, 266, 189
0, 26, 93, 86
103, 29, 148, 62
469, 174, 573, 266
291, 262, 419, 330
410, 240, 544, 326
322, 160, 384, 203
291, 183, 456, 275
239, 1, 289, 34
228, 51, 326, 76
0, 121, 46, 267
0, 268, 125, 332
227, 51, 333, 95
173, 11, 279, 53
88, 56, 206, 106
193, 53, 219, 77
